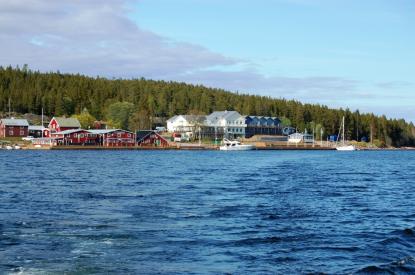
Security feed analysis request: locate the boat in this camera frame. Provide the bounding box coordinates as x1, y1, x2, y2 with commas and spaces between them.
336, 116, 356, 151
219, 138, 255, 151
14, 145, 21, 150
336, 144, 356, 151
5, 145, 13, 150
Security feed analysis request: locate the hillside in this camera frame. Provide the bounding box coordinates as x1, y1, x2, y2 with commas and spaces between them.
0, 66, 414, 147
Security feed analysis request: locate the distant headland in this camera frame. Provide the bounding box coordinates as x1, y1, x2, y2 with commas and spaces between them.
0, 66, 414, 148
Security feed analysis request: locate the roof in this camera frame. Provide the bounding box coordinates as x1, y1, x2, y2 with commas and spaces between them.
54, 129, 86, 135
206, 111, 242, 124
51, 117, 81, 128
166, 115, 178, 123
28, 125, 47, 131
0, 118, 29, 127
167, 115, 206, 124
289, 133, 312, 138
88, 129, 134, 135
181, 115, 206, 123
245, 115, 279, 120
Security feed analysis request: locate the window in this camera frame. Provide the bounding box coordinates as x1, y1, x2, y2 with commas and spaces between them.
9, 130, 13, 135
20, 130, 24, 135
117, 133, 122, 138
73, 134, 77, 138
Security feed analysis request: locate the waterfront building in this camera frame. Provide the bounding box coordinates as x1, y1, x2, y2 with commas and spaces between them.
206, 111, 246, 139
48, 117, 81, 133
51, 129, 97, 145
166, 115, 206, 133
136, 130, 169, 147
28, 125, 50, 138
88, 129, 135, 147
0, 118, 29, 138
288, 132, 314, 144
244, 116, 282, 138
166, 111, 287, 140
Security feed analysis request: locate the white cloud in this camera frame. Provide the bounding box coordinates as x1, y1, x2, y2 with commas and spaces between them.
0, 0, 236, 78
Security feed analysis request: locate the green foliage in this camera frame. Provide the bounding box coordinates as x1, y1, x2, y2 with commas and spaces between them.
128, 109, 151, 130
280, 117, 292, 127
0, 66, 414, 147
72, 108, 96, 129
373, 139, 386, 148
105, 102, 135, 129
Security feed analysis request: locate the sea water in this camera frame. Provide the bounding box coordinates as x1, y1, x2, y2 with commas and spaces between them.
1, 150, 415, 274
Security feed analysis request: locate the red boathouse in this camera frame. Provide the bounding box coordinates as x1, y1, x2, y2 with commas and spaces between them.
136, 130, 169, 147
88, 129, 136, 147
51, 129, 98, 145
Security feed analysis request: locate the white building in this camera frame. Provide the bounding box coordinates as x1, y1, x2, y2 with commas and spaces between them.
166, 115, 206, 133
206, 111, 246, 138
288, 132, 314, 143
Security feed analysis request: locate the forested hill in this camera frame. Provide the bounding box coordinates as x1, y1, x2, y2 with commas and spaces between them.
0, 66, 414, 147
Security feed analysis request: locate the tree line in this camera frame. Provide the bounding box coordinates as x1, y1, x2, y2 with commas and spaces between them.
0, 65, 414, 146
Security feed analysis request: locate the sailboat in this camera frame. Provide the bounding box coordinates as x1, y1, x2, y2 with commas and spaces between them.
336, 116, 356, 151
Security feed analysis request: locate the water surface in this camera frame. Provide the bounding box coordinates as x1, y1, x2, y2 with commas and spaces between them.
1, 150, 415, 274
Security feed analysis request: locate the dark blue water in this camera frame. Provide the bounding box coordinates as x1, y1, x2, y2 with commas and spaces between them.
1, 150, 415, 274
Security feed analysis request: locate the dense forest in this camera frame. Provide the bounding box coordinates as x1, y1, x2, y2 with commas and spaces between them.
1, 66, 414, 147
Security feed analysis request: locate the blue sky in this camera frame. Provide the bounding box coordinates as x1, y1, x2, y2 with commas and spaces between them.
0, 0, 413, 121
130, 0, 414, 120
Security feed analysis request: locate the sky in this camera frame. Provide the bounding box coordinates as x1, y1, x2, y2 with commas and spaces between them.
0, 0, 414, 122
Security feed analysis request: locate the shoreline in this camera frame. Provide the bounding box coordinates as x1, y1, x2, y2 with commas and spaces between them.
5, 145, 414, 151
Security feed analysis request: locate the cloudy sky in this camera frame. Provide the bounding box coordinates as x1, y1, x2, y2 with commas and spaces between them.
1, 0, 414, 121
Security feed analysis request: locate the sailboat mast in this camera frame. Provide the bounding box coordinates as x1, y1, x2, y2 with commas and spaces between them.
342, 116, 345, 145
41, 107, 44, 138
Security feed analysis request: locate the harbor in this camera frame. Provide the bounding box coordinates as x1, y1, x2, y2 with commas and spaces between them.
1, 111, 375, 151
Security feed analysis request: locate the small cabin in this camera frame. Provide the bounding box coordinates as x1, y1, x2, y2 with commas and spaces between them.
0, 118, 29, 138
288, 132, 314, 144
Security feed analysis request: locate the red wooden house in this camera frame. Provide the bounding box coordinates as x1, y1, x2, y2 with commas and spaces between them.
88, 129, 136, 147
0, 118, 29, 138
136, 130, 169, 147
49, 117, 81, 133
51, 129, 98, 145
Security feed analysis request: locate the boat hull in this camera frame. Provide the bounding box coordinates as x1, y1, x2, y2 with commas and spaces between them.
219, 145, 255, 151
336, 145, 356, 151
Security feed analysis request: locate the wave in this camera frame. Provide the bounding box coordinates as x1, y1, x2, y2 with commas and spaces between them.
356, 256, 415, 274
233, 236, 282, 246
353, 228, 415, 274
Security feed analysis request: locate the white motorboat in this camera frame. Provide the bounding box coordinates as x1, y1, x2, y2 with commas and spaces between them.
336, 116, 356, 151
14, 145, 21, 150
336, 145, 356, 151
5, 145, 13, 150
219, 138, 255, 151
